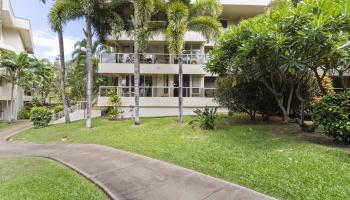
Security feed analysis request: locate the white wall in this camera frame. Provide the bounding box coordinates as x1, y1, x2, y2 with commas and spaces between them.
2, 28, 25, 53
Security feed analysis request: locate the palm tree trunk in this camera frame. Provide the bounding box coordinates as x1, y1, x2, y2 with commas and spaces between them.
85, 17, 93, 129
9, 81, 14, 123
178, 55, 183, 124
133, 6, 140, 125
58, 30, 70, 124
133, 39, 141, 125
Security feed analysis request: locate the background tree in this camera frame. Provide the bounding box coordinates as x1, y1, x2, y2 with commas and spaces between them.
49, 0, 79, 124
0, 50, 35, 122
166, 0, 222, 123
50, 0, 126, 128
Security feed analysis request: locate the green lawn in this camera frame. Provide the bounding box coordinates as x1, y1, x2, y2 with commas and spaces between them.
0, 157, 108, 200
0, 122, 11, 129
12, 116, 350, 200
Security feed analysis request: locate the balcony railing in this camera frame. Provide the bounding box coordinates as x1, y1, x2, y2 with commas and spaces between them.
99, 86, 215, 98
100, 53, 210, 65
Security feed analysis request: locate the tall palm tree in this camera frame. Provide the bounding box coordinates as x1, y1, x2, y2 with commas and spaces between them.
49, 0, 78, 124
132, 0, 155, 125
166, 0, 222, 123
0, 50, 35, 122
50, 0, 126, 128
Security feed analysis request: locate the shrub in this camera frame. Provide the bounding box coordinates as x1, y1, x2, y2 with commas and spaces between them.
107, 90, 123, 120
18, 106, 31, 120
53, 104, 64, 113
190, 107, 218, 130
311, 92, 350, 144
32, 96, 43, 107
30, 107, 52, 128
215, 76, 279, 120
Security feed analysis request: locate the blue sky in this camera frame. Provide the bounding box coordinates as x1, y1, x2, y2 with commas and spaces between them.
11, 0, 85, 61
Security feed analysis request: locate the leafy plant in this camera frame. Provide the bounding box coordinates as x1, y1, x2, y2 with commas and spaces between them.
30, 107, 52, 128
32, 96, 43, 107
107, 90, 123, 120
311, 92, 350, 144
53, 104, 64, 113
189, 107, 218, 130
18, 106, 31, 120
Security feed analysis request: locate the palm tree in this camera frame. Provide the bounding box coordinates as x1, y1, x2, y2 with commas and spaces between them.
49, 0, 78, 124
0, 50, 35, 122
132, 0, 155, 125
50, 0, 126, 128
166, 0, 222, 123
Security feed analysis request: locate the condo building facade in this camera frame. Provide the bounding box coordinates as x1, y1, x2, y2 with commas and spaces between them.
0, 0, 33, 120
96, 0, 275, 118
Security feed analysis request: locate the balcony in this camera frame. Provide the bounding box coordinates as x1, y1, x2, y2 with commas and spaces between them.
100, 53, 210, 65
99, 86, 215, 98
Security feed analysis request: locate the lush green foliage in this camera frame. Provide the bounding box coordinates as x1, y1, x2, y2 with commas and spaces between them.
0, 157, 107, 199
106, 90, 122, 120
30, 107, 53, 128
312, 92, 350, 144
53, 104, 64, 113
13, 117, 350, 200
18, 106, 31, 120
215, 76, 278, 120
189, 107, 217, 130
207, 0, 350, 121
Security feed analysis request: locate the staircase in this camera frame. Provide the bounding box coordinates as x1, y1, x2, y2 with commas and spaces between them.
51, 101, 101, 124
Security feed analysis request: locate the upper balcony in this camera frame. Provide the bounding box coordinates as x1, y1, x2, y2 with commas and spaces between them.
98, 53, 214, 75
100, 53, 209, 65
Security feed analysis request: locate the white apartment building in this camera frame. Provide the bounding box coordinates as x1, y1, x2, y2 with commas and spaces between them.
97, 0, 274, 118
0, 0, 33, 120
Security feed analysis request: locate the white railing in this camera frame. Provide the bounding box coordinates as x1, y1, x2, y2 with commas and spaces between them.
51, 101, 87, 122
99, 86, 215, 98
100, 53, 210, 65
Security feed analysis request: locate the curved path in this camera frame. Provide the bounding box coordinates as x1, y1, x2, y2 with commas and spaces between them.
0, 122, 276, 200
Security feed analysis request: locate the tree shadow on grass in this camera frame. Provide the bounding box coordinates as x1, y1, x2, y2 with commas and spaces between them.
217, 114, 350, 152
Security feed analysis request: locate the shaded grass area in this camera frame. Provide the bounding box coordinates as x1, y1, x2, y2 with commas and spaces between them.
0, 122, 11, 129
0, 157, 108, 200
12, 116, 350, 200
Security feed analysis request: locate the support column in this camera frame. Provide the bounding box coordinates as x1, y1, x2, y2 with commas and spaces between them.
169, 75, 174, 97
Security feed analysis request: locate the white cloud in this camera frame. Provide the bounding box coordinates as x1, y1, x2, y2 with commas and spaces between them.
32, 30, 81, 61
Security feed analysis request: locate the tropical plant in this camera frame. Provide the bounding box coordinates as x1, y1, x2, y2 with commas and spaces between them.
166, 0, 222, 123
189, 106, 218, 130
49, 0, 74, 124
106, 90, 123, 120
215, 76, 279, 121
30, 106, 53, 128
311, 92, 350, 144
0, 50, 35, 122
18, 106, 31, 120
207, 0, 350, 122
67, 39, 111, 101
50, 0, 126, 128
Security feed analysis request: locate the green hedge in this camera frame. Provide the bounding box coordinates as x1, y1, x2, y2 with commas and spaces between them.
30, 107, 52, 128
311, 92, 350, 144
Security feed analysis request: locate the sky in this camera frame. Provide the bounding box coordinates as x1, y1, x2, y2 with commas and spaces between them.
10, 0, 85, 61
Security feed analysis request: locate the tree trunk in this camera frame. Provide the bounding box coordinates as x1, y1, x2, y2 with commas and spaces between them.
133, 6, 140, 125
339, 70, 346, 92
85, 18, 93, 129
312, 69, 327, 95
296, 83, 305, 126
9, 81, 14, 123
133, 38, 140, 125
58, 30, 70, 124
178, 55, 183, 124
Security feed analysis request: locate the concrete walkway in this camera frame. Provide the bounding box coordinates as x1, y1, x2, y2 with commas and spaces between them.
0, 122, 276, 200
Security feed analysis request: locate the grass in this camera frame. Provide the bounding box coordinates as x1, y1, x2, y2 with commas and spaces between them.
0, 122, 11, 129
0, 157, 108, 200
12, 116, 350, 200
